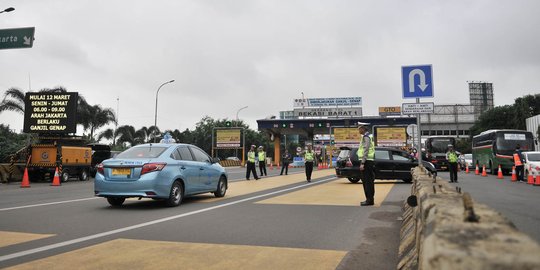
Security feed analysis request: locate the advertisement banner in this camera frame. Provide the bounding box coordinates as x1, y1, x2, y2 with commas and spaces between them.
294, 107, 362, 118
376, 127, 406, 147
378, 106, 402, 116
23, 92, 78, 134
334, 128, 360, 144
216, 129, 241, 148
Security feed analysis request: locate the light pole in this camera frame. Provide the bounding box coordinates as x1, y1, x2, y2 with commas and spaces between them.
0, 7, 14, 14
154, 80, 175, 142
235, 106, 248, 159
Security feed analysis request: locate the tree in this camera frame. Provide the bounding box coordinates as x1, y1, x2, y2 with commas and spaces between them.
78, 103, 117, 142
470, 105, 516, 136
0, 88, 26, 114
0, 124, 35, 162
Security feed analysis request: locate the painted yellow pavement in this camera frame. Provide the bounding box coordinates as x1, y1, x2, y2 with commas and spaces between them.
257, 179, 396, 207
195, 169, 337, 202
6, 239, 347, 270
0, 231, 54, 248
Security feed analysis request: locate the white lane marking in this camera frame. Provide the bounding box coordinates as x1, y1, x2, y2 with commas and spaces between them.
0, 176, 337, 263
0, 198, 99, 212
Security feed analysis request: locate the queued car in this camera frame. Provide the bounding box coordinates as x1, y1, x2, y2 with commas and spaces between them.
94, 143, 228, 207
335, 147, 437, 183
459, 153, 473, 170
524, 151, 540, 178
226, 157, 240, 161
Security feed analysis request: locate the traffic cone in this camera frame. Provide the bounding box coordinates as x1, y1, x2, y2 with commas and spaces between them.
20, 167, 30, 188
527, 172, 534, 185
481, 165, 487, 177
497, 165, 504, 179
317, 162, 322, 170
475, 164, 479, 175
535, 174, 540, 186
511, 166, 517, 182
51, 167, 61, 186
465, 164, 470, 174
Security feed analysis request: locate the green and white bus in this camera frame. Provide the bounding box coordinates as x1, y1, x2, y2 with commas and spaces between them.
472, 129, 534, 174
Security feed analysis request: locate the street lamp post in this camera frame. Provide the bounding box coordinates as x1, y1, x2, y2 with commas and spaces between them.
235, 106, 248, 125
0, 7, 14, 14
154, 80, 175, 142
235, 106, 248, 161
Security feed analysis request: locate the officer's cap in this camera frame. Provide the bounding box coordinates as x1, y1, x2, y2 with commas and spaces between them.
357, 122, 370, 128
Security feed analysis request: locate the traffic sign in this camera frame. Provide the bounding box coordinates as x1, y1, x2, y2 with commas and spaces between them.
402, 102, 434, 114
406, 124, 418, 136
0, 27, 35, 50
402, 65, 433, 98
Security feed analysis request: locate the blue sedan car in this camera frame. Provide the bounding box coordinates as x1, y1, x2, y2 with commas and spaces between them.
94, 143, 228, 207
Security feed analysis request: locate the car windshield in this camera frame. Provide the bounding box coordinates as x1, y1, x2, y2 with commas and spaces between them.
464, 154, 472, 159
338, 149, 350, 159
429, 139, 454, 153
115, 146, 168, 159
527, 153, 540, 161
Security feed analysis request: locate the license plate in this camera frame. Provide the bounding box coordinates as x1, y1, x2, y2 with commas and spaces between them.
112, 168, 131, 175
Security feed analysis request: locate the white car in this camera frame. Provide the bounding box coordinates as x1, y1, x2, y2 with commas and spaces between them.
524, 151, 540, 177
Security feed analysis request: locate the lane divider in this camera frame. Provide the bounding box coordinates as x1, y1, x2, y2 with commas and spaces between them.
0, 176, 337, 263
0, 198, 99, 212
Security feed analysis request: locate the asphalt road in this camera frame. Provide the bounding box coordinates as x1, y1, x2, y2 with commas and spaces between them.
441, 170, 540, 243
0, 167, 411, 269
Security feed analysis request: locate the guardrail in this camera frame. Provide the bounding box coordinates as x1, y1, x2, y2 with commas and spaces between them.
398, 167, 540, 269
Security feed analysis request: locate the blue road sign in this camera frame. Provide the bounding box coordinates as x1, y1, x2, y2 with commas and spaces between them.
402, 65, 433, 99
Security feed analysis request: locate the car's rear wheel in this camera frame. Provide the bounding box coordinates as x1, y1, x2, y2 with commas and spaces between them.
348, 177, 361, 183
166, 181, 183, 207
61, 170, 70, 182
107, 197, 125, 207
214, 176, 227, 198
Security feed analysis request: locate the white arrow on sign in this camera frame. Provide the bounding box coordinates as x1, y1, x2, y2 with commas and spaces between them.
408, 69, 429, 93
23, 36, 31, 45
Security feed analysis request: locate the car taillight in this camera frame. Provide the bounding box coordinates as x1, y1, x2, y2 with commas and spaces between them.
535, 166, 540, 171
346, 159, 353, 167
141, 163, 166, 175
97, 163, 104, 175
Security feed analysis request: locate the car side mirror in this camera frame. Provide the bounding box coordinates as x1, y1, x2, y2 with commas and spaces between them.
212, 157, 220, 164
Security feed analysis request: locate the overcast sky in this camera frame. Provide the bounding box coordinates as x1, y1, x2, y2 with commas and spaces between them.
1, 0, 539, 136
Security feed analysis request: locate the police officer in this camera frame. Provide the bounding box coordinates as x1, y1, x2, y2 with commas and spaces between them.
514, 144, 525, 182
304, 145, 315, 182
258, 146, 267, 177
357, 122, 375, 206
280, 149, 291, 175
446, 145, 458, 183
246, 145, 259, 180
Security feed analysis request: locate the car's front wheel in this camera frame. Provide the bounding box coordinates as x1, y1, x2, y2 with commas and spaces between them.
214, 176, 227, 198
348, 177, 361, 183
79, 169, 89, 181
107, 197, 125, 207
166, 181, 183, 207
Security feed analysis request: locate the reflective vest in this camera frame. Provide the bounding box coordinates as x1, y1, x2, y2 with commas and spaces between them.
513, 153, 523, 166
304, 151, 315, 162
357, 134, 375, 161
447, 152, 458, 163
258, 151, 266, 162
248, 151, 256, 163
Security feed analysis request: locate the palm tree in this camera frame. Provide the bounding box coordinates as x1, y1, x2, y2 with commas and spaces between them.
115, 125, 137, 147
78, 104, 117, 142
0, 88, 26, 114
97, 128, 118, 144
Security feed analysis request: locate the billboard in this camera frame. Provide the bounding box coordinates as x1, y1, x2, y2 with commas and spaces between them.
216, 129, 241, 148
23, 92, 78, 134
378, 106, 401, 116
375, 127, 406, 147
294, 107, 362, 118
334, 128, 360, 144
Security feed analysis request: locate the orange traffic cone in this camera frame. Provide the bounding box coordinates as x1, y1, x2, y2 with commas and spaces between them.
535, 174, 540, 186
475, 164, 479, 175
497, 165, 504, 179
465, 164, 470, 174
511, 166, 517, 182
51, 167, 61, 186
20, 167, 31, 188
481, 165, 487, 177
270, 163, 274, 170
527, 172, 534, 185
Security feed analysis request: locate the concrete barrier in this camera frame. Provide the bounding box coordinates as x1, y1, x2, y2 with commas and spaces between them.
398, 167, 540, 270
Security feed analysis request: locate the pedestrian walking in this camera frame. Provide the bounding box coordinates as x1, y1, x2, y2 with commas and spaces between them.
246, 145, 259, 180
514, 144, 525, 182
280, 149, 291, 175
304, 145, 315, 182
258, 146, 267, 176
446, 145, 459, 183
357, 122, 375, 206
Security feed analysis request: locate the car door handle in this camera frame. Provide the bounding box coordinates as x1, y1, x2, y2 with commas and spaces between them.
180, 166, 186, 170
199, 168, 204, 170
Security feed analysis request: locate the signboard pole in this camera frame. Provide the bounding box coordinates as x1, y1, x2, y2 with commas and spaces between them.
416, 98, 423, 166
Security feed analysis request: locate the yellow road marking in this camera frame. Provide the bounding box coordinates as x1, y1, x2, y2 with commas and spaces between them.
6, 239, 347, 270
0, 231, 54, 249
194, 169, 337, 202
257, 179, 396, 207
